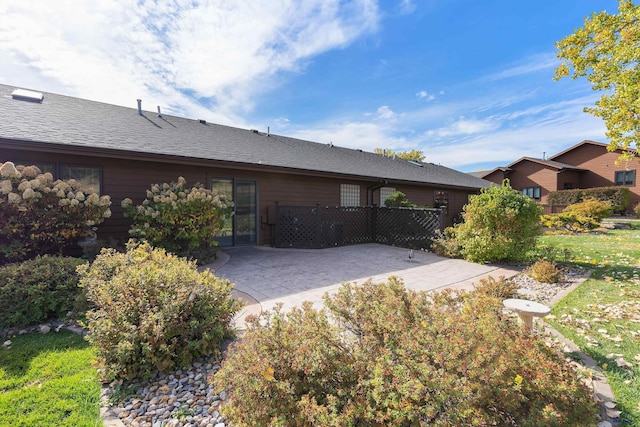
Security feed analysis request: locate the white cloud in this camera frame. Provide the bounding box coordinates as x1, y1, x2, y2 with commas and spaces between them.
398, 0, 417, 15
484, 53, 558, 82
376, 105, 396, 120
0, 0, 379, 124
427, 117, 499, 138
416, 90, 435, 101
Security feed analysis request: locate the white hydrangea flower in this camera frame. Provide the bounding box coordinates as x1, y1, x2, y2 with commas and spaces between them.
103, 208, 112, 218
22, 188, 36, 199
0, 162, 20, 179
0, 180, 12, 194
70, 198, 80, 206
7, 192, 21, 203
177, 176, 186, 185
75, 191, 85, 201
17, 180, 30, 191
121, 197, 133, 208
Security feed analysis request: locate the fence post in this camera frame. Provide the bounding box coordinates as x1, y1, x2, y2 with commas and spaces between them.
371, 206, 378, 242
315, 203, 322, 248
439, 207, 445, 232
273, 201, 280, 247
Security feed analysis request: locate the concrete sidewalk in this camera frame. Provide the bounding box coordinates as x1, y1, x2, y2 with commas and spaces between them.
203, 244, 520, 326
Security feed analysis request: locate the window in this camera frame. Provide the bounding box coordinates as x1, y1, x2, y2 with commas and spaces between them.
340, 184, 361, 207
434, 190, 448, 210
12, 161, 55, 175
615, 170, 635, 186
59, 165, 102, 194
521, 187, 541, 200
379, 186, 396, 206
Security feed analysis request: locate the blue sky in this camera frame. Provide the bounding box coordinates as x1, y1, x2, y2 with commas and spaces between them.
0, 0, 619, 171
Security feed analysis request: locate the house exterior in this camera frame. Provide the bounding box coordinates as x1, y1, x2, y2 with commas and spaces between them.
0, 84, 490, 246
479, 140, 640, 210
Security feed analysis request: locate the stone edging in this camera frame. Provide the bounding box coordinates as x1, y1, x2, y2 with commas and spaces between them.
542, 272, 618, 426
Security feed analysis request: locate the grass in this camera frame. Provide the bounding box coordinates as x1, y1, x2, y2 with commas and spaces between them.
538, 228, 640, 426
0, 330, 102, 427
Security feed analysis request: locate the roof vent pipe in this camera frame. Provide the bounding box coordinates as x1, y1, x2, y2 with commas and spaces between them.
137, 99, 142, 115
157, 105, 162, 118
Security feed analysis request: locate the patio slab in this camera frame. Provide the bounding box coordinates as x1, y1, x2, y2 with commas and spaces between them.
204, 244, 520, 323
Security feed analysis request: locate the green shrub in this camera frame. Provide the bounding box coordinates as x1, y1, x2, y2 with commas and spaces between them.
563, 198, 612, 221
450, 180, 542, 263
214, 277, 597, 427
431, 227, 462, 258
0, 162, 112, 265
384, 191, 416, 207
0, 256, 87, 329
78, 242, 243, 381
541, 198, 613, 233
121, 177, 232, 264
527, 259, 562, 283
547, 186, 630, 213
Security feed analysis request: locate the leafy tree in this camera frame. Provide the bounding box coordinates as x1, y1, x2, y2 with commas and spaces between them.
374, 148, 426, 162
384, 191, 416, 207
555, 0, 640, 160
452, 180, 543, 263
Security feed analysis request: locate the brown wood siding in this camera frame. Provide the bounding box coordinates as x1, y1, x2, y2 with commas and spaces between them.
553, 144, 640, 211
506, 160, 558, 204
482, 170, 506, 185
3, 147, 477, 245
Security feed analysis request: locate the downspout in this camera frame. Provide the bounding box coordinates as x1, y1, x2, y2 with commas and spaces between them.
367, 179, 388, 206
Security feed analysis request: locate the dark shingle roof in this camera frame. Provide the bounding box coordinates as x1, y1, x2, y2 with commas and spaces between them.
507, 157, 585, 171
0, 84, 489, 190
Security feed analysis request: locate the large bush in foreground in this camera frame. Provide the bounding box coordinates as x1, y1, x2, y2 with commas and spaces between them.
121, 177, 232, 264
0, 256, 87, 329
452, 180, 542, 263
0, 162, 112, 265
214, 277, 597, 427
79, 242, 243, 381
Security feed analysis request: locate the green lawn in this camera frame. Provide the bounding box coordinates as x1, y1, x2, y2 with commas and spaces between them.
539, 229, 640, 426
0, 330, 101, 427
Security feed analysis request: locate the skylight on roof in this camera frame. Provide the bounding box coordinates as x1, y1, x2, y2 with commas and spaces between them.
407, 160, 424, 167
11, 89, 44, 103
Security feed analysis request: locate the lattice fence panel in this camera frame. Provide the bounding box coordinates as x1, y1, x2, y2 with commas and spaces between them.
275, 206, 319, 248
375, 207, 442, 250
318, 206, 374, 247
275, 205, 442, 249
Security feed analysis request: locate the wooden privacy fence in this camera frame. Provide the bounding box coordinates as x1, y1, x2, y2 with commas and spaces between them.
274, 203, 444, 249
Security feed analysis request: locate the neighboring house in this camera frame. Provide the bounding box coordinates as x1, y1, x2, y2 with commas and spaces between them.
479, 140, 640, 210
0, 84, 490, 247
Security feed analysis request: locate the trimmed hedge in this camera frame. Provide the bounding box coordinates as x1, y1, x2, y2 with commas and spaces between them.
547, 186, 630, 213
0, 256, 87, 329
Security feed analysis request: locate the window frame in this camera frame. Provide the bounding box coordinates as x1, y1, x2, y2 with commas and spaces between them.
614, 170, 635, 186
521, 186, 541, 200
340, 184, 361, 207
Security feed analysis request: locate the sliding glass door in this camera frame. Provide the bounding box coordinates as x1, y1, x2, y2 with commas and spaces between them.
211, 178, 257, 246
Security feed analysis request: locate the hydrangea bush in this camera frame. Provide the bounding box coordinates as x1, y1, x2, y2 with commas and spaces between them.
122, 177, 232, 263
0, 162, 111, 265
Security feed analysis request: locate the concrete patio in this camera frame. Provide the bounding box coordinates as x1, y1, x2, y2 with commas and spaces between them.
203, 243, 520, 326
